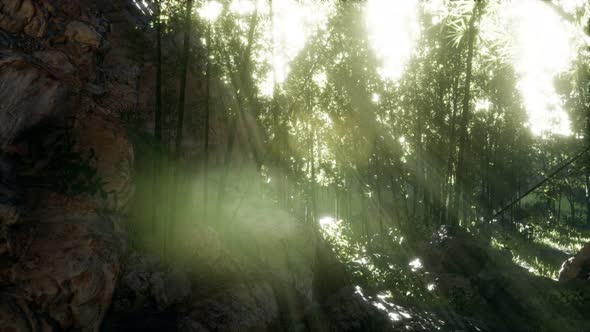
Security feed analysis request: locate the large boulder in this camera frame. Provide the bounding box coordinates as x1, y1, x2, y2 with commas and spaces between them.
107, 251, 191, 317
105, 198, 319, 331
0, 199, 18, 257
65, 21, 102, 48
229, 199, 316, 303
0, 50, 74, 149
0, 0, 40, 36
33, 50, 77, 75
0, 0, 48, 38
180, 282, 279, 332
558, 242, 590, 282
72, 112, 135, 211
423, 225, 491, 276
0, 192, 126, 331
313, 286, 396, 332
0, 1, 147, 331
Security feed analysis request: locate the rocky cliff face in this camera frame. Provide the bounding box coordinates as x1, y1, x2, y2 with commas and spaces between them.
0, 2, 399, 331
0, 1, 304, 331
0, 0, 144, 330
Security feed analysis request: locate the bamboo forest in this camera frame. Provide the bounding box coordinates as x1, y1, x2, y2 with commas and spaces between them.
1, 0, 590, 331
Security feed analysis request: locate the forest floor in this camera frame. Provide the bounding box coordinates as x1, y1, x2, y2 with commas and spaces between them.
324, 220, 590, 332
490, 221, 590, 279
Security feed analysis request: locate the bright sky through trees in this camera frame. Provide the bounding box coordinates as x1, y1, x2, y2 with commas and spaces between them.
230, 0, 333, 96
371, 0, 582, 136
195, 0, 583, 136
505, 0, 578, 136
365, 0, 420, 81
198, 0, 223, 21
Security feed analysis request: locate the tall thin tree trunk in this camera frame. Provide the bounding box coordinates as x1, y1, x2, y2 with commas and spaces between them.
568, 189, 576, 222
415, 121, 421, 220
151, 0, 163, 237
586, 82, 590, 225
361, 184, 368, 241
215, 6, 258, 218
376, 173, 384, 248
445, 74, 460, 224
175, 0, 194, 155
390, 174, 402, 228
203, 23, 212, 221
311, 130, 317, 225
347, 180, 352, 225
269, 0, 284, 208
586, 172, 590, 225
454, 2, 481, 225
216, 109, 238, 216
557, 190, 562, 224
154, 0, 163, 142
168, 0, 194, 256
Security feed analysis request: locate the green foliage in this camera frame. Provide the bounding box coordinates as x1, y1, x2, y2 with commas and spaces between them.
320, 218, 437, 304
137, 1, 590, 329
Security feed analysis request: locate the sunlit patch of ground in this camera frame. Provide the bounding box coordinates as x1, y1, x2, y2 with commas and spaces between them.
489, 221, 590, 280
531, 226, 590, 255
352, 285, 488, 331
319, 216, 590, 330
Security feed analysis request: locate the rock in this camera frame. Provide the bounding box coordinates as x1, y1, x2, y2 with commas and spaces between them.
175, 225, 225, 281
558, 242, 590, 282
433, 273, 476, 308
231, 199, 316, 303
0, 192, 126, 331
173, 200, 316, 306
150, 268, 191, 310
0, 153, 15, 183
0, 0, 46, 38
0, 1, 149, 331
313, 237, 351, 300
0, 202, 18, 256
0, 50, 74, 148
86, 82, 106, 95
181, 282, 278, 332
121, 252, 161, 291
317, 286, 395, 332
0, 157, 19, 258
106, 199, 322, 330
0, 0, 35, 33
109, 252, 160, 314
65, 20, 102, 48
111, 251, 191, 311
42, 0, 81, 19
423, 225, 490, 276
0, 294, 55, 331
23, 14, 47, 38
33, 49, 77, 74
72, 112, 135, 211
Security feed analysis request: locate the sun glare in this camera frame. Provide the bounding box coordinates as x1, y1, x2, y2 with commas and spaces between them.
261, 0, 332, 97
229, 0, 581, 135
365, 0, 420, 81
224, 0, 332, 97
229, 0, 257, 15
504, 0, 578, 136
408, 258, 423, 272
198, 1, 223, 22
319, 216, 336, 227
